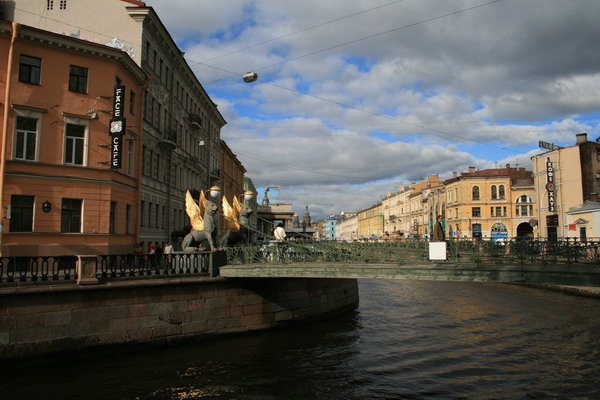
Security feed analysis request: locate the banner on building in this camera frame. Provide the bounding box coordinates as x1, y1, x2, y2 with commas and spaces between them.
546, 158, 555, 212
111, 135, 122, 169
109, 85, 126, 169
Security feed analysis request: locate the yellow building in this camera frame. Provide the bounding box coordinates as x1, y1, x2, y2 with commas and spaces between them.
444, 165, 536, 239
532, 133, 600, 240
382, 175, 442, 237
358, 204, 383, 239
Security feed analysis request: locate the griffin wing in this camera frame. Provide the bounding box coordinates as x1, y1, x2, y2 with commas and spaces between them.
185, 190, 204, 231
233, 195, 242, 221
222, 196, 240, 232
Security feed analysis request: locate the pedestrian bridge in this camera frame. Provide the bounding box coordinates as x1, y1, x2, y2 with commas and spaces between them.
220, 262, 600, 286
219, 241, 600, 287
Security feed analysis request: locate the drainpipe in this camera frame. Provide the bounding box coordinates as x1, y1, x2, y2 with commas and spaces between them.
0, 22, 19, 257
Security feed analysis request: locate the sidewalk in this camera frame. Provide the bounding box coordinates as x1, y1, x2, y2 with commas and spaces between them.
522, 284, 600, 299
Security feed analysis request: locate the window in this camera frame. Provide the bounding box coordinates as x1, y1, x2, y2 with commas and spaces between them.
491, 185, 497, 200
516, 195, 533, 216
9, 195, 34, 232
64, 123, 85, 165
68, 65, 88, 93
59, 0, 67, 9
155, 203, 159, 227
130, 90, 136, 115
496, 206, 502, 217
126, 204, 132, 234
61, 198, 82, 233
47, 0, 53, 10
14, 116, 38, 161
499, 185, 505, 199
127, 138, 134, 176
109, 201, 117, 234
472, 186, 480, 200
455, 208, 458, 218
140, 201, 146, 227
19, 55, 41, 84
472, 207, 481, 217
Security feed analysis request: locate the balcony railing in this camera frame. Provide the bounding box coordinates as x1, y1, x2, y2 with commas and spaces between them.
189, 113, 202, 129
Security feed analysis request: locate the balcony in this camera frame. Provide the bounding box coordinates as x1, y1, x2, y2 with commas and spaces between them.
189, 113, 202, 129
158, 129, 177, 150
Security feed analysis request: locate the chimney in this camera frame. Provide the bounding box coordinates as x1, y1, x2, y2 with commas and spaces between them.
576, 133, 588, 144
505, 163, 510, 169
468, 166, 476, 173
452, 171, 458, 178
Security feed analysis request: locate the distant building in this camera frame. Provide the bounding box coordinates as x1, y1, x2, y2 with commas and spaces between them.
444, 165, 536, 240
358, 204, 383, 239
532, 133, 600, 240
337, 214, 358, 241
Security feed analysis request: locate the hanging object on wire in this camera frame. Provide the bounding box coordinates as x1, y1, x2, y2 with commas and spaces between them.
242, 71, 258, 83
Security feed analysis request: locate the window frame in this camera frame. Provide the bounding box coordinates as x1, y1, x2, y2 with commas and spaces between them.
109, 201, 117, 234
19, 54, 41, 85
63, 121, 87, 165
472, 185, 480, 201
68, 65, 88, 93
472, 207, 481, 217
9, 195, 35, 232
61, 198, 82, 233
14, 115, 39, 161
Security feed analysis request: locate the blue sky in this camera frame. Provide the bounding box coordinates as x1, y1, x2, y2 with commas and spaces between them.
145, 0, 600, 219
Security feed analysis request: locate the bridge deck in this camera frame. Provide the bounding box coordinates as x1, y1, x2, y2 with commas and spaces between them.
220, 262, 600, 287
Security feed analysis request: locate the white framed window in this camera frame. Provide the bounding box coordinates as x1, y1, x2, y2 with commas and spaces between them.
13, 107, 42, 161
14, 116, 38, 161
63, 116, 88, 166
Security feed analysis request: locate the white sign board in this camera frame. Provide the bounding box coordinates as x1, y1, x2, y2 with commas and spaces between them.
429, 242, 447, 260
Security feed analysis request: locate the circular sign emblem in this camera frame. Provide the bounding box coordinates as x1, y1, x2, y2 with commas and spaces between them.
110, 120, 123, 134
545, 183, 555, 191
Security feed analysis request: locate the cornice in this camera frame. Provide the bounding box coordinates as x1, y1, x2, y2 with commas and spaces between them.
4, 22, 147, 86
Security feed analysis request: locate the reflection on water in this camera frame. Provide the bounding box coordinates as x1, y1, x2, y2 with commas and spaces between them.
2, 280, 600, 400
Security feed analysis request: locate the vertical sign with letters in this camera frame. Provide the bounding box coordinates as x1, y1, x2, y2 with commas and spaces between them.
546, 158, 555, 212
110, 85, 126, 169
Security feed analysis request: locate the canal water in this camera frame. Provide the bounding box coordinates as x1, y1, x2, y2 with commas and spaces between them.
2, 280, 600, 400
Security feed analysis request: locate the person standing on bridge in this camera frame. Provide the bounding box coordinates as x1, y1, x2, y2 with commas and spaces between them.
433, 215, 445, 242
274, 223, 287, 242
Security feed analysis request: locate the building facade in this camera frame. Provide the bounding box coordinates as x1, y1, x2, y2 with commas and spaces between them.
532, 133, 600, 240
443, 165, 536, 240
4, 0, 228, 252
0, 21, 146, 256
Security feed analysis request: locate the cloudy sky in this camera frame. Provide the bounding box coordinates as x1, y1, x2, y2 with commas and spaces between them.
145, 0, 600, 219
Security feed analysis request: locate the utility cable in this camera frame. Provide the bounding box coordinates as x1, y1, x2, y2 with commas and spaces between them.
192, 0, 410, 64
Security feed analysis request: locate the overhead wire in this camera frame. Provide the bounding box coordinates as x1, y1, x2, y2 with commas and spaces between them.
192, 0, 411, 64
197, 0, 506, 85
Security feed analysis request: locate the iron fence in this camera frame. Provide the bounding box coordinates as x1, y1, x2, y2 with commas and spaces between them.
0, 252, 213, 284
225, 239, 600, 267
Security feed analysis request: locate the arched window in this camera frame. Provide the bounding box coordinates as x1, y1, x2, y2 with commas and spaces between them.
491, 185, 497, 200
516, 195, 533, 216
472, 185, 480, 200
499, 185, 506, 199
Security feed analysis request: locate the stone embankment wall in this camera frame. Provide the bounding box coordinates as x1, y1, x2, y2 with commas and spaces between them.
0, 277, 359, 359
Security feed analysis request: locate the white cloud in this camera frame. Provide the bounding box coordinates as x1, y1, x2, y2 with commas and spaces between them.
144, 0, 600, 219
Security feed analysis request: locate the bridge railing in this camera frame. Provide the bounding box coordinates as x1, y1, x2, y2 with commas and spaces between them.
225, 239, 600, 267
0, 252, 214, 284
